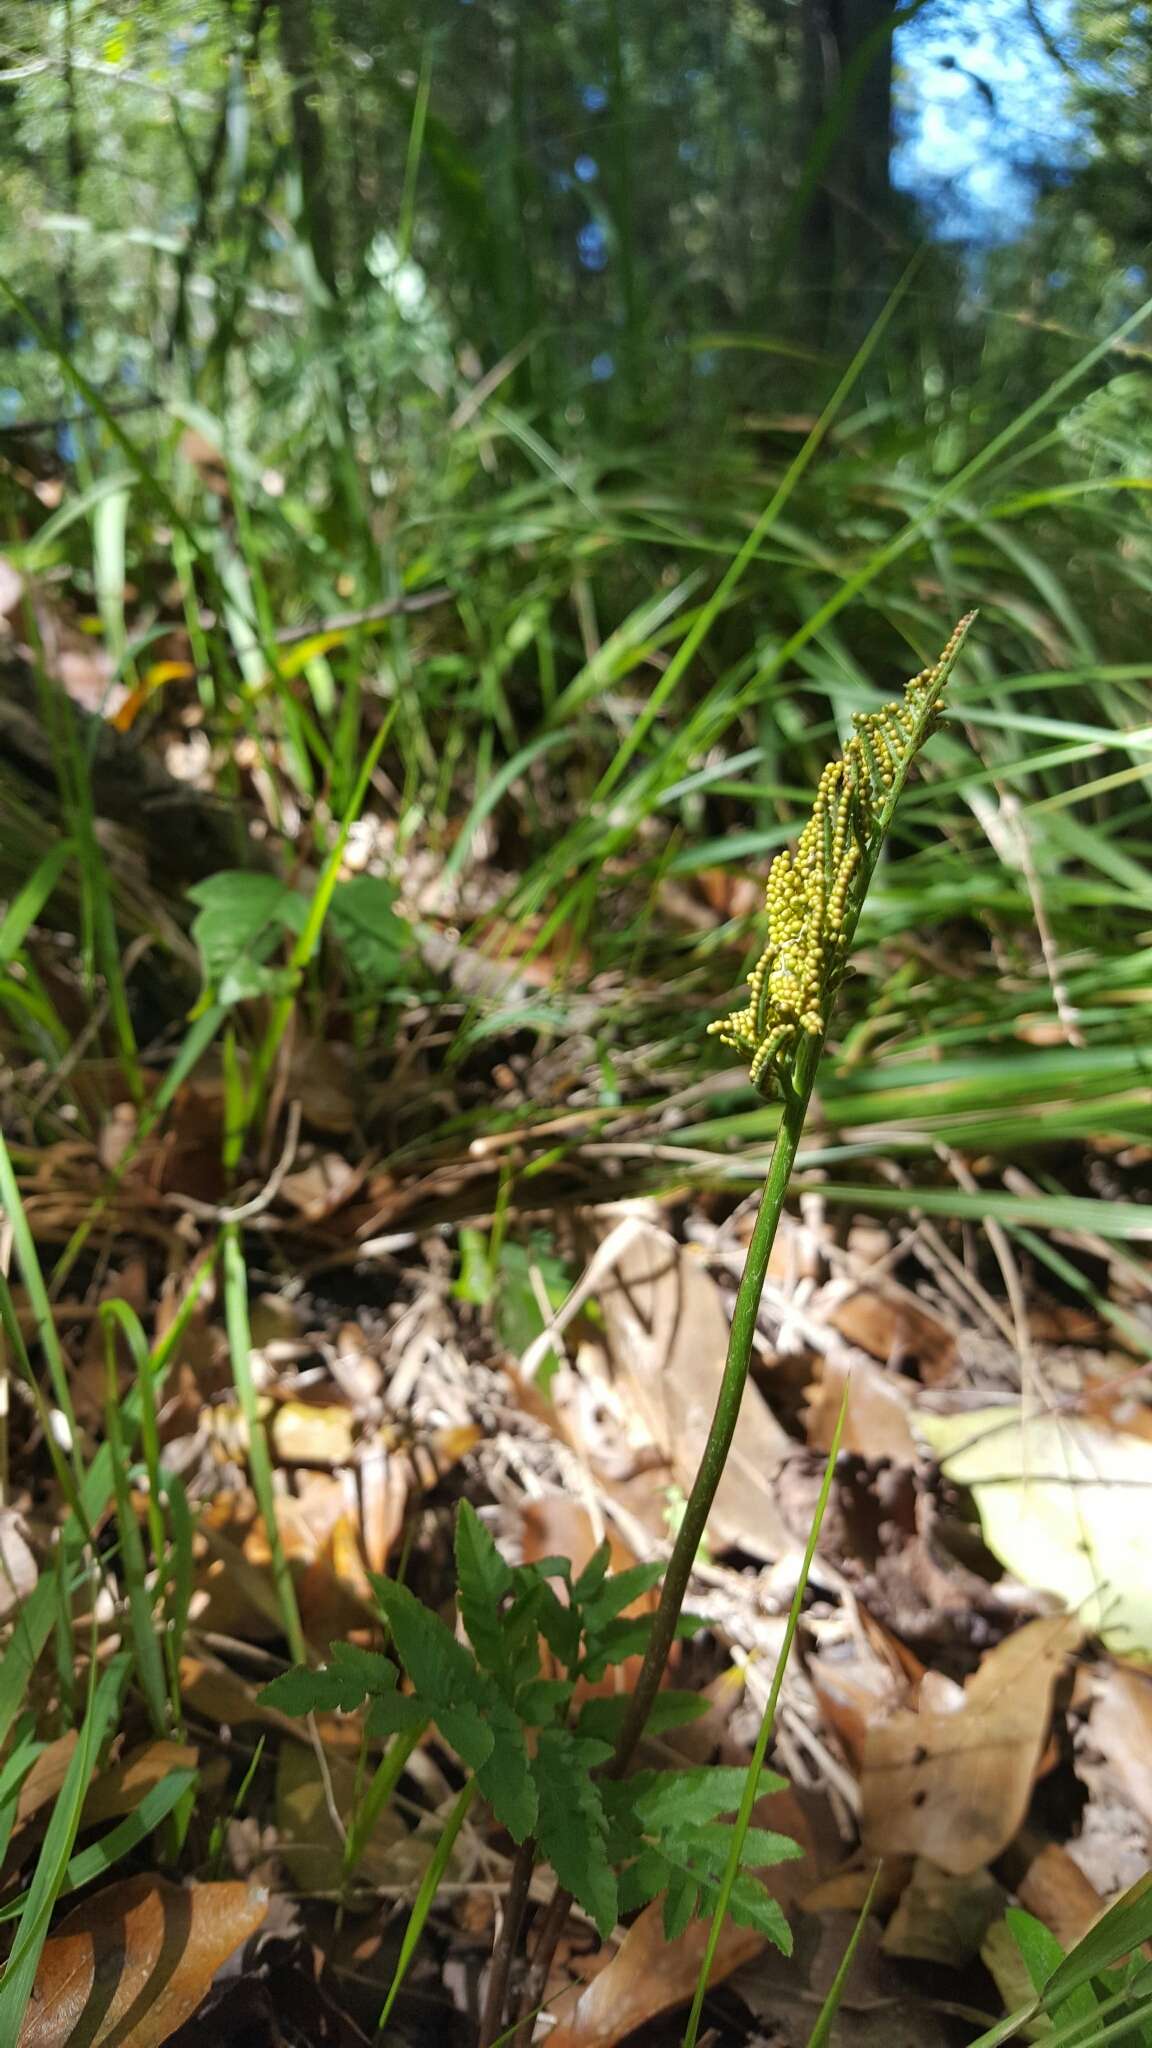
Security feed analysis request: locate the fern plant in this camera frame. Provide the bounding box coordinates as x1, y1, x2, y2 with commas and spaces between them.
259, 1503, 801, 2021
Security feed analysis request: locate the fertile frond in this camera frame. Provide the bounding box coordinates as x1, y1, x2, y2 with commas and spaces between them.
710, 614, 975, 1098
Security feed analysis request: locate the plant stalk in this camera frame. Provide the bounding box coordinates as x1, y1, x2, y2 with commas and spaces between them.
607, 1031, 824, 1778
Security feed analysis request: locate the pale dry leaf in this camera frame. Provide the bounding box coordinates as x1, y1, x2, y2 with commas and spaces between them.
1089, 1666, 1152, 1828
279, 1152, 365, 1222
16, 1875, 268, 2048
597, 1222, 791, 1558
918, 1407, 1152, 1657
0, 554, 25, 623
860, 1614, 1082, 1875
0, 1509, 38, 1620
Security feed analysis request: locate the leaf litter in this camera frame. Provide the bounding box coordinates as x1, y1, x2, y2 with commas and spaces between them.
6, 640, 1152, 2043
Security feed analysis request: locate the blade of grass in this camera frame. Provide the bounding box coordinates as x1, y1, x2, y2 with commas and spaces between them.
682, 1380, 849, 2048
0, 1653, 127, 2033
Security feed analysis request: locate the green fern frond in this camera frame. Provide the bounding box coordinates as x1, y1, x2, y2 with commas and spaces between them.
710, 614, 976, 1098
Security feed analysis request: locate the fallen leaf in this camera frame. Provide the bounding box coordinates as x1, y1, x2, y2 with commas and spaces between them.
0, 1508, 37, 1619
806, 1354, 918, 1464
16, 1875, 268, 2047
882, 1857, 1005, 1963
276, 1742, 429, 1896
860, 1614, 1082, 1875
825, 1286, 956, 1385
83, 1743, 200, 1827
279, 1152, 366, 1222
15, 1735, 78, 1830
1090, 1666, 1152, 1827
918, 1407, 1152, 1658
597, 1222, 791, 1558
1017, 1841, 1106, 1948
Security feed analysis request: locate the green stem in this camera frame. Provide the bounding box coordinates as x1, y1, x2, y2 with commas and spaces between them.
608, 1029, 824, 1777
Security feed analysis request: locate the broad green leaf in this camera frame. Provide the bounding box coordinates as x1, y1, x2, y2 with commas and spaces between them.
662, 1865, 701, 1941
514, 1678, 573, 1727
455, 1502, 514, 1682
724, 1870, 792, 1948
473, 1697, 537, 1844
576, 1692, 710, 1744
628, 1766, 787, 1833
532, 1727, 617, 1938
328, 875, 409, 989
188, 871, 308, 1008
571, 1542, 613, 1603
436, 1704, 495, 1775
366, 1694, 429, 1740
259, 1646, 399, 1716
580, 1562, 666, 1630
676, 1822, 805, 1873
372, 1577, 487, 1708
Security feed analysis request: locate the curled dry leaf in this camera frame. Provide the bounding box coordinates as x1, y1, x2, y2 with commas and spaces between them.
860, 1614, 1082, 1875
16, 1875, 268, 2048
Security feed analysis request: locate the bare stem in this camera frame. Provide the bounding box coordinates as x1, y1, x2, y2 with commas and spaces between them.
606, 1032, 823, 1778
478, 1835, 536, 2048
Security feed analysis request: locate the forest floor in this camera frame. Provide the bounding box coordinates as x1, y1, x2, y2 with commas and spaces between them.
3, 501, 1152, 2048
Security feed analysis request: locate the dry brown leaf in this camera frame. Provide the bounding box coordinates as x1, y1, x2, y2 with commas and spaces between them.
83, 1744, 200, 1828
1089, 1666, 1152, 1828
1017, 1842, 1106, 1949
279, 1152, 366, 1221
546, 1907, 761, 2048
860, 1614, 1082, 1874
806, 1354, 918, 1464
598, 1222, 790, 1557
825, 1286, 956, 1385
547, 1785, 815, 2048
16, 1875, 268, 2047
15, 1735, 78, 1830
882, 1857, 1005, 1963
275, 1743, 429, 1896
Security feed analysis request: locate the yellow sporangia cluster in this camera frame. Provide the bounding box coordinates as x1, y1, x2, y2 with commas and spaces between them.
710, 616, 972, 1095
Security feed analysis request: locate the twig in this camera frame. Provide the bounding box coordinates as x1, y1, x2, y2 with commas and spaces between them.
478, 1835, 536, 2048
